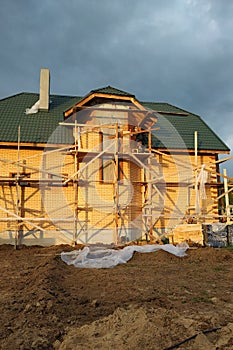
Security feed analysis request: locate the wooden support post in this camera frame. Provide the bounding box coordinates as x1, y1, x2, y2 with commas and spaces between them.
15, 125, 21, 249
64, 142, 114, 184
0, 205, 46, 232
223, 168, 231, 222
114, 122, 119, 245
194, 131, 198, 169
141, 127, 154, 241
194, 131, 199, 216
148, 128, 153, 240
0, 156, 66, 180
73, 120, 78, 245
148, 127, 152, 152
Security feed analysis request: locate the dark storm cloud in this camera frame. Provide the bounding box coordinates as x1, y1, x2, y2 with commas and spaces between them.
0, 0, 233, 171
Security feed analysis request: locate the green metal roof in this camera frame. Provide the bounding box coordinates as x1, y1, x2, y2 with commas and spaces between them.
142, 102, 230, 152
0, 93, 81, 144
0, 88, 229, 152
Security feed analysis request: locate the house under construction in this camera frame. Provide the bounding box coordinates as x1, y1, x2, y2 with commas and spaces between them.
0, 69, 231, 246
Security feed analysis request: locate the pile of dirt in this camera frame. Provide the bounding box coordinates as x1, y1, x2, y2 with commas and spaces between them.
0, 244, 233, 349
59, 306, 233, 350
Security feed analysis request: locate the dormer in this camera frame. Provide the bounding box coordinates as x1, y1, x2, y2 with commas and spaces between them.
63, 85, 157, 130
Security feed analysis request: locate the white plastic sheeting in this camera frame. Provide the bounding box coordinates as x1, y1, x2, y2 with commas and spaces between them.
25, 100, 40, 114
61, 243, 189, 269
195, 164, 208, 213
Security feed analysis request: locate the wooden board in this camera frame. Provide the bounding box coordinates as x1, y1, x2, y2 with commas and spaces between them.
170, 224, 203, 245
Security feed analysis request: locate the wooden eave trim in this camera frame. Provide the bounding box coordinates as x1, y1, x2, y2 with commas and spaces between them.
0, 142, 71, 149
67, 105, 151, 114
197, 149, 230, 155
0, 142, 228, 154
154, 110, 189, 116
131, 98, 146, 110
0, 141, 47, 148
157, 148, 230, 155
64, 93, 146, 118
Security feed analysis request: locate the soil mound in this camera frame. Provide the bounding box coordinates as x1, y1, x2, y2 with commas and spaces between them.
0, 245, 232, 349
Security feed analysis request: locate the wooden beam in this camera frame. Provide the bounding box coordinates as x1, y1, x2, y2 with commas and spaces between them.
59, 122, 116, 129
214, 186, 233, 202
194, 131, 199, 215
0, 218, 77, 222
224, 168, 231, 220
15, 125, 21, 248
73, 120, 78, 244
64, 92, 139, 117
19, 144, 77, 161
0, 205, 45, 232
64, 141, 114, 184
151, 148, 169, 157
0, 157, 68, 180
107, 128, 159, 139
72, 105, 153, 114
214, 155, 233, 164
114, 122, 119, 245
156, 148, 230, 155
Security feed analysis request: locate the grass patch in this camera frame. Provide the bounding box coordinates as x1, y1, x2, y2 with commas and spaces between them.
193, 295, 213, 304
193, 291, 213, 304
213, 265, 227, 272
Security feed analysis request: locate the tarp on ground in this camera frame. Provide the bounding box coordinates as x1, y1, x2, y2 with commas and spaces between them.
61, 243, 189, 269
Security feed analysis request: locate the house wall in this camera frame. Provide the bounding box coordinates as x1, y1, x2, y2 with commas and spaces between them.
0, 119, 222, 246
0, 147, 75, 245
151, 152, 219, 235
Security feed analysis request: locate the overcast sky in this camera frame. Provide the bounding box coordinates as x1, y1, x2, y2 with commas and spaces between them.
1, 0, 233, 174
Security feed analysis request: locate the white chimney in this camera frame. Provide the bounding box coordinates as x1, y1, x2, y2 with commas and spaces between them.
39, 68, 50, 111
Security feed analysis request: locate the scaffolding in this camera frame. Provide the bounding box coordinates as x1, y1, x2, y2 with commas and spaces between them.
0, 105, 232, 247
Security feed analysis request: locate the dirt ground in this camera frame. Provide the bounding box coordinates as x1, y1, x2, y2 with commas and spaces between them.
0, 244, 233, 350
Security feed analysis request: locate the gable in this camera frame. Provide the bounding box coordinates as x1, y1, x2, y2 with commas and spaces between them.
63, 85, 146, 119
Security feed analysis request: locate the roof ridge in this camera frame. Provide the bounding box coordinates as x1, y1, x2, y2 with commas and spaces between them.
0, 91, 39, 102
0, 92, 83, 103
89, 85, 135, 97
50, 93, 80, 98
143, 101, 185, 109
143, 101, 172, 105
142, 101, 187, 114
